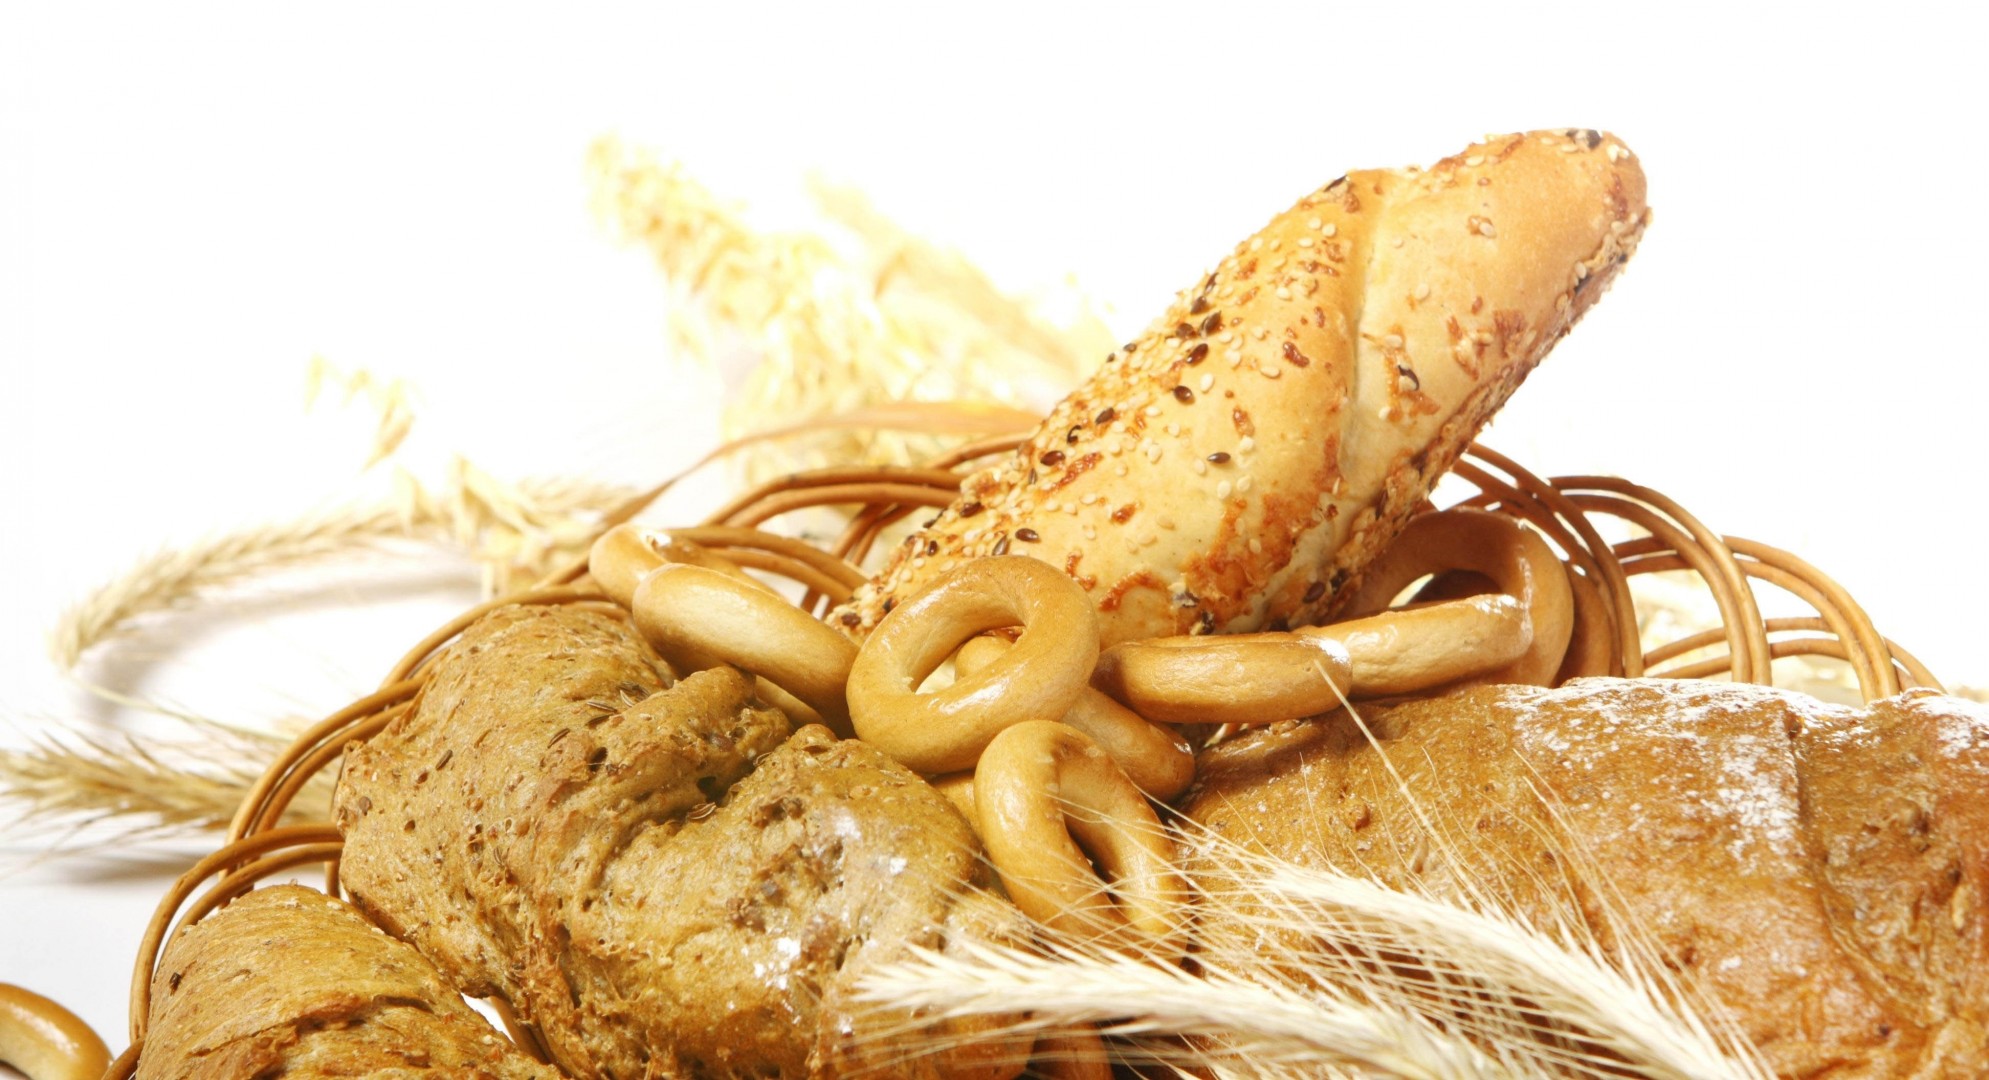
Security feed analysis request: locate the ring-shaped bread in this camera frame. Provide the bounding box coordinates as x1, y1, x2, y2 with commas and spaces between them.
631, 563, 857, 737
847, 557, 1099, 775
973, 721, 1184, 959
954, 635, 1194, 800
1093, 633, 1353, 726
1334, 507, 1575, 687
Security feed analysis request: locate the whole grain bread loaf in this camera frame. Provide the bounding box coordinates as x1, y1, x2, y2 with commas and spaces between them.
138, 885, 560, 1080
1182, 680, 1989, 1078
335, 604, 1031, 1079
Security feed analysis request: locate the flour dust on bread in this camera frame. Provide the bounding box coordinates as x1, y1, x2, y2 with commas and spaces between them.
1185, 681, 1989, 1078
842, 129, 1649, 646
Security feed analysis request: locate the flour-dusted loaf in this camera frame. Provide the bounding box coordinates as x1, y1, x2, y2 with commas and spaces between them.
841, 130, 1647, 646
1183, 681, 1989, 1078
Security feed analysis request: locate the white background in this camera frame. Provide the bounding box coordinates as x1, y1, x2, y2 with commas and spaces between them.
2, 1, 1985, 1056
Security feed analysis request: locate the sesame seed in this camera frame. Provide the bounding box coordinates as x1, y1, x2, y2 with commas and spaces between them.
1043, 499, 1060, 513
1413, 283, 1431, 301
1115, 465, 1128, 477
1275, 286, 1292, 300
1306, 217, 1321, 229
1080, 492, 1098, 504
1165, 423, 1180, 437
1259, 364, 1282, 379
1198, 373, 1214, 392
1216, 480, 1233, 499
1193, 459, 1207, 475
1464, 155, 1484, 167
1217, 331, 1234, 344
1320, 223, 1337, 237
1248, 537, 1263, 554
1392, 237, 1404, 248
1237, 475, 1253, 493
1141, 533, 1158, 547
1297, 237, 1314, 248
1144, 443, 1163, 463
1383, 333, 1404, 349
1144, 405, 1162, 418
1238, 435, 1256, 453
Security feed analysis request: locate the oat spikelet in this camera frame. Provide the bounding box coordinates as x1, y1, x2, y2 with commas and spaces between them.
586, 138, 1097, 480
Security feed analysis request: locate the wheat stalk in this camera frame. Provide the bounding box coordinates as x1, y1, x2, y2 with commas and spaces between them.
586, 138, 1097, 482
865, 935, 1519, 1080
0, 718, 322, 848
50, 470, 636, 675
859, 812, 1767, 1080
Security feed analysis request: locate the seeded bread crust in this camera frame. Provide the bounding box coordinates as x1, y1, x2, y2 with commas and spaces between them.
840, 129, 1648, 646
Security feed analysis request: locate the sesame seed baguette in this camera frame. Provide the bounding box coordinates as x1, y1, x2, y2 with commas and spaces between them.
842, 129, 1648, 646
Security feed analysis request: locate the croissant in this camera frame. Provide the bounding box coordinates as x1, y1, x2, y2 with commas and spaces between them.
1182, 679, 1989, 1078
842, 129, 1648, 646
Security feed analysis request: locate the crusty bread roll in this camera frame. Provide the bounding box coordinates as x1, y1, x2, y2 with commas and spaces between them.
1182, 681, 1989, 1079
335, 605, 1032, 1080
842, 129, 1648, 645
138, 885, 559, 1080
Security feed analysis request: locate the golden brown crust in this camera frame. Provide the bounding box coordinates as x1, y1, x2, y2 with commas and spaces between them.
1181, 680, 1989, 1079
335, 604, 1029, 1080
137, 885, 559, 1080
842, 129, 1648, 646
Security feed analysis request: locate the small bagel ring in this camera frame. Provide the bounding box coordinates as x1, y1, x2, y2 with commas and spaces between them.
955, 635, 1194, 800
588, 523, 770, 608
1092, 633, 1353, 726
847, 557, 1099, 775
974, 721, 1184, 958
1336, 507, 1575, 687
1298, 594, 1530, 698
0, 984, 109, 1080
632, 563, 858, 737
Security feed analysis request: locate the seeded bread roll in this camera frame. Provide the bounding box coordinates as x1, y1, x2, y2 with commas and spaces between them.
1183, 682, 1989, 1078
841, 129, 1648, 645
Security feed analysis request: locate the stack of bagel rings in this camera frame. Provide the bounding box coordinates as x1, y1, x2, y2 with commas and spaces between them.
586, 503, 1580, 956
